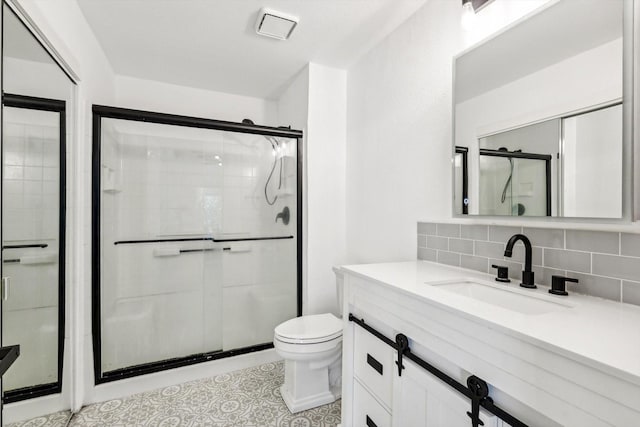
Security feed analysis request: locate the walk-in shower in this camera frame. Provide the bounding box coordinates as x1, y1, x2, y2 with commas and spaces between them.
92, 106, 302, 382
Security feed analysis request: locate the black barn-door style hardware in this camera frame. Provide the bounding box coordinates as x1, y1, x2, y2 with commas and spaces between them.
349, 314, 529, 427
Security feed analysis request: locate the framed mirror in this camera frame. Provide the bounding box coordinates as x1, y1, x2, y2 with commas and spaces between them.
1, 2, 74, 405
452, 0, 631, 219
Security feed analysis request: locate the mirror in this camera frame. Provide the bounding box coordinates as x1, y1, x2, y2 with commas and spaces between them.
453, 0, 626, 218
2, 3, 73, 405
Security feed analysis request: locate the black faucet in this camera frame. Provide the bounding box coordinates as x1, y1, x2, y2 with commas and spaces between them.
504, 234, 536, 289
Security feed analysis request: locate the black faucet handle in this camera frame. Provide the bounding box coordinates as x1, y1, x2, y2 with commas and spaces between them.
549, 275, 578, 296
491, 264, 510, 283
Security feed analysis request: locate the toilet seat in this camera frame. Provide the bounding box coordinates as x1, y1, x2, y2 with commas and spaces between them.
274, 313, 342, 345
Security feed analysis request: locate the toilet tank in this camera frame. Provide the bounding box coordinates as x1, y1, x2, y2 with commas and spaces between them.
333, 267, 345, 318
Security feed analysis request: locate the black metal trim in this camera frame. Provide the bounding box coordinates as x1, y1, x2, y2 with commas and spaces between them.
99, 343, 273, 383
455, 146, 469, 215
479, 148, 552, 161
2, 244, 48, 249
91, 106, 102, 385
113, 235, 293, 245
92, 105, 303, 139
179, 248, 227, 254
91, 106, 303, 384
1, 93, 66, 404
545, 158, 552, 216
2, 381, 60, 403
296, 136, 303, 317
349, 314, 529, 427
366, 415, 379, 427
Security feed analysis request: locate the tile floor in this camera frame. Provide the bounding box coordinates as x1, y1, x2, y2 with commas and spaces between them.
7, 362, 341, 427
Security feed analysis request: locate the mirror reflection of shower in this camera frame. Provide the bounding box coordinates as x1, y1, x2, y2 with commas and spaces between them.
497, 147, 525, 216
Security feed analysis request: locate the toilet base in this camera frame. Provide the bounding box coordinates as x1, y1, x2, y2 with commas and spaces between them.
279, 357, 341, 413
280, 384, 339, 414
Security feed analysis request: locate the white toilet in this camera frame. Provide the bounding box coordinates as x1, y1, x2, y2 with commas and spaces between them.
273, 268, 344, 413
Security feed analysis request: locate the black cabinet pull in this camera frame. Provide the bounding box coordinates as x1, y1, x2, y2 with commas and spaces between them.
366, 353, 383, 375
366, 415, 378, 427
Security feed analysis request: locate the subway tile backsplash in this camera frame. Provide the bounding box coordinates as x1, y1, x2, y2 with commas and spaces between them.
417, 222, 640, 306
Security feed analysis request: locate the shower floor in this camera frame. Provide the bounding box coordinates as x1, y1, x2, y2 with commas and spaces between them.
7, 361, 341, 427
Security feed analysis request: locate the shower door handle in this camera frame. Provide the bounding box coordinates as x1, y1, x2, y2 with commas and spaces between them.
2, 277, 10, 301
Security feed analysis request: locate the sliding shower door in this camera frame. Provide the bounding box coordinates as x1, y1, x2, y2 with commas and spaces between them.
478, 150, 551, 217
93, 107, 301, 382
2, 95, 65, 401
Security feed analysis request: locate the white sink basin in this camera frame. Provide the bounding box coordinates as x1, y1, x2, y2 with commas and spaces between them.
426, 279, 573, 315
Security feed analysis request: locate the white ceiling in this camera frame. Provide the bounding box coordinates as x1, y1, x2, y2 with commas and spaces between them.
4, 4, 56, 64
455, 0, 623, 103
77, 0, 428, 99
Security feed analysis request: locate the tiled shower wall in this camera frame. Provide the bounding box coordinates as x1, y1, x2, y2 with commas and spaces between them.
417, 222, 640, 306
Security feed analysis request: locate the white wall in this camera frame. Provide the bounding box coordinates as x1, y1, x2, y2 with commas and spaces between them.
115, 76, 278, 126
563, 104, 623, 217
345, 0, 552, 264
275, 63, 348, 316
306, 63, 347, 315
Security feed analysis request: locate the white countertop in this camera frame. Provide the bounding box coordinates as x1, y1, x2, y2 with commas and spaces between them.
340, 260, 640, 386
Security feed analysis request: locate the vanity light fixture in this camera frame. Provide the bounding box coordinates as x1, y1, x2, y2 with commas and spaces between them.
255, 8, 299, 40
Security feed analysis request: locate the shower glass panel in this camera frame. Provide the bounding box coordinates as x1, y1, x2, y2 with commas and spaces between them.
95, 112, 299, 380
2, 101, 64, 397
479, 152, 550, 216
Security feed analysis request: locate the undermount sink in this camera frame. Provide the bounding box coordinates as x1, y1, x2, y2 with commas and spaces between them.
426, 279, 573, 315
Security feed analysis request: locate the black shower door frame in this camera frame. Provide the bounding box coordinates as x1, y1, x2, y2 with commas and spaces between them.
2, 93, 67, 403
91, 105, 303, 384
479, 148, 552, 216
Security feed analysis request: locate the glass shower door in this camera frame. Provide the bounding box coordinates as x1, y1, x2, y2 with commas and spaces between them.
2, 99, 64, 400
95, 111, 299, 382
479, 151, 550, 217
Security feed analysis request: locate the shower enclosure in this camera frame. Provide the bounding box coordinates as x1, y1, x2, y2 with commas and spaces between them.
2, 94, 65, 402
478, 149, 551, 217
92, 106, 301, 382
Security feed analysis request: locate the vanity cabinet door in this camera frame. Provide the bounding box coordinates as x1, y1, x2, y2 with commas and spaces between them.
354, 324, 394, 409
393, 359, 499, 427
354, 379, 392, 427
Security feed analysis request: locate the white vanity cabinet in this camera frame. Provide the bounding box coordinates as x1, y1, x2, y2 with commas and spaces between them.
395, 359, 498, 427
339, 262, 640, 427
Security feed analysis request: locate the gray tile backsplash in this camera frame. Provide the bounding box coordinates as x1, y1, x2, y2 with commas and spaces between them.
417, 221, 640, 306
437, 223, 461, 238
543, 248, 591, 273
623, 281, 640, 305
621, 233, 640, 257
566, 230, 619, 255
461, 224, 488, 240
449, 238, 474, 254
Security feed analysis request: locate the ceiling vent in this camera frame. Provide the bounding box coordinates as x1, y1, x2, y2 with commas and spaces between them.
255, 8, 298, 40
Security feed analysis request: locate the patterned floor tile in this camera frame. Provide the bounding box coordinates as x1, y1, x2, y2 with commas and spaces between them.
51, 361, 340, 426
5, 410, 72, 427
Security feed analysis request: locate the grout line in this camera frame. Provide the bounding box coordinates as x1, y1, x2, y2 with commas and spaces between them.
619, 232, 622, 256
620, 280, 624, 302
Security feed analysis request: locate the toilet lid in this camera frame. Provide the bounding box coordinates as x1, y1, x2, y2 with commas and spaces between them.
275, 313, 343, 344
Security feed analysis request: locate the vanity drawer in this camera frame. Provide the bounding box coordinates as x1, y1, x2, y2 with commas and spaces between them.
354, 379, 392, 427
354, 322, 394, 408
